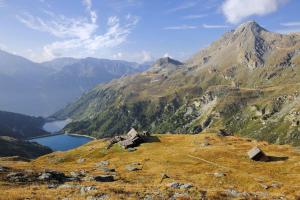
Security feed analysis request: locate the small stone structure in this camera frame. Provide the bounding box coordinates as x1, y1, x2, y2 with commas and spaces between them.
247, 147, 269, 161
106, 128, 150, 149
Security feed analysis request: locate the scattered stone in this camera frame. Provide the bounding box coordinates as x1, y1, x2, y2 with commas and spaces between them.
201, 141, 210, 147
167, 182, 193, 189
86, 193, 109, 200
160, 173, 170, 183
80, 186, 97, 195
52, 157, 65, 164
143, 194, 154, 200
47, 183, 59, 189
167, 182, 181, 189
127, 147, 137, 152
214, 172, 226, 177
82, 176, 95, 182
38, 170, 68, 183
69, 171, 86, 179
247, 147, 269, 161
58, 184, 80, 189
260, 183, 270, 190
95, 161, 109, 167
271, 182, 282, 188
225, 189, 241, 198
180, 183, 193, 189
100, 167, 115, 173
218, 129, 232, 137
172, 192, 190, 200
0, 166, 9, 172
77, 158, 86, 164
125, 165, 141, 172
6, 172, 27, 182
94, 175, 115, 182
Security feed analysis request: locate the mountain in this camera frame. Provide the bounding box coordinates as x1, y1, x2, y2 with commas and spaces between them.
0, 50, 54, 116
0, 51, 150, 116
41, 57, 80, 71
0, 136, 52, 159
0, 110, 48, 139
54, 21, 300, 145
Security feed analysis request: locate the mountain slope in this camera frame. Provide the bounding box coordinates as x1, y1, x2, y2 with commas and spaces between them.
0, 134, 299, 199
0, 136, 52, 159
54, 21, 300, 145
0, 110, 48, 139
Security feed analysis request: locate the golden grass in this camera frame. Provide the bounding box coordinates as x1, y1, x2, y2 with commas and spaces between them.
0, 133, 300, 199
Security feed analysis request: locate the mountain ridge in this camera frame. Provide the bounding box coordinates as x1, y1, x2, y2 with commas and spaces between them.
53, 21, 300, 145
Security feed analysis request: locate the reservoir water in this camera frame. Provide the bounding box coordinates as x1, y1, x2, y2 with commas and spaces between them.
31, 119, 93, 151
31, 134, 93, 151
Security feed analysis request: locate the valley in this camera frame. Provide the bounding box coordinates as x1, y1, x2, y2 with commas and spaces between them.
0, 10, 300, 199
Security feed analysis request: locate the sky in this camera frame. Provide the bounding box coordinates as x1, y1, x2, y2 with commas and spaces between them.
0, 0, 299, 63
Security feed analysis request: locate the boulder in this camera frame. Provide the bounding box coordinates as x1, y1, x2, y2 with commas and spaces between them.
94, 175, 115, 182
96, 161, 109, 167
127, 147, 137, 152
0, 165, 9, 172
100, 167, 115, 173
167, 182, 181, 189
6, 172, 27, 182
76, 158, 86, 164
180, 183, 193, 189
38, 170, 68, 182
218, 129, 232, 137
125, 162, 142, 171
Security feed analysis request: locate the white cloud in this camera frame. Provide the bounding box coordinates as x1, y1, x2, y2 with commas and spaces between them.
0, 43, 7, 50
42, 15, 139, 60
222, 0, 288, 24
113, 52, 123, 59
163, 53, 172, 58
167, 1, 198, 13
83, 0, 92, 10
17, 1, 139, 61
280, 22, 300, 27
17, 12, 97, 40
163, 25, 197, 30
82, 0, 97, 23
183, 14, 207, 19
203, 24, 229, 29
111, 50, 153, 63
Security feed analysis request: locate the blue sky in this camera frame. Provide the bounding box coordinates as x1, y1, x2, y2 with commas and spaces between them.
0, 0, 299, 63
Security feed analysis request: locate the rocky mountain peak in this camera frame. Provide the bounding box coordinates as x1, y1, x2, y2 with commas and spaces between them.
234, 20, 267, 35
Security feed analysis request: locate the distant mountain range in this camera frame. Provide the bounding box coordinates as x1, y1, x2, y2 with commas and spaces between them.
53, 21, 300, 145
0, 51, 150, 116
